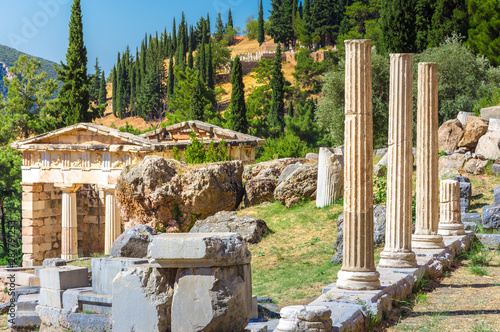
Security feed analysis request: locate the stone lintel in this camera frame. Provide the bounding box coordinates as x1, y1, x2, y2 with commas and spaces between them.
148, 233, 252, 268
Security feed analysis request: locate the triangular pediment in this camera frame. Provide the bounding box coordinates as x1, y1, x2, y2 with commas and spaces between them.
11, 123, 156, 149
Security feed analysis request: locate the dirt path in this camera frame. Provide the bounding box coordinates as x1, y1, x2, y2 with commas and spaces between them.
380, 249, 500, 332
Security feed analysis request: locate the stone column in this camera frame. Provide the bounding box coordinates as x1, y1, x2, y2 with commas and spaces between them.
316, 147, 344, 208
379, 54, 418, 268
58, 184, 81, 260
438, 180, 466, 236
336, 40, 381, 290
412, 63, 445, 249
103, 187, 121, 255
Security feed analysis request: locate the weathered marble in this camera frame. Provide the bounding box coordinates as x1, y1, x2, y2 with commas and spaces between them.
438, 180, 466, 236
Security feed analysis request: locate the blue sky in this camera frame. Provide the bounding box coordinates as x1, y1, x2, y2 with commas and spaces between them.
0, 0, 271, 75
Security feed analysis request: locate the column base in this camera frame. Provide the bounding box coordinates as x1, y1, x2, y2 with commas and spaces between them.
438, 223, 466, 236
61, 254, 78, 261
412, 234, 445, 249
378, 250, 418, 268
336, 270, 381, 290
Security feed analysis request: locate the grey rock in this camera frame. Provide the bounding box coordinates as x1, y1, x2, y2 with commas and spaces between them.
374, 148, 388, 156
244, 178, 276, 207
492, 162, 500, 176
462, 212, 482, 224
112, 265, 176, 332
476, 234, 500, 249
62, 287, 92, 310
243, 158, 308, 183
43, 258, 67, 268
278, 164, 303, 185
331, 222, 344, 264
171, 264, 252, 332
36, 305, 112, 332
439, 167, 461, 180
373, 205, 387, 247
457, 111, 473, 126
374, 153, 388, 177
463, 222, 479, 233
110, 224, 156, 258
482, 204, 500, 230
454, 176, 471, 183
494, 185, 500, 205
258, 302, 281, 319
305, 153, 319, 160
40, 266, 88, 291
454, 177, 472, 212
480, 106, 500, 120
274, 162, 318, 208
439, 153, 466, 170
463, 158, 489, 175
475, 131, 500, 160
190, 211, 270, 244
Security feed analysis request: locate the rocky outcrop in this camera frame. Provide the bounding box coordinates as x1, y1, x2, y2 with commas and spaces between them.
244, 178, 276, 207
463, 158, 488, 175
190, 211, 270, 244
274, 162, 318, 208
475, 131, 500, 160
438, 119, 464, 151
116, 156, 244, 231
243, 158, 308, 183
458, 116, 488, 148
110, 225, 156, 258
438, 153, 466, 171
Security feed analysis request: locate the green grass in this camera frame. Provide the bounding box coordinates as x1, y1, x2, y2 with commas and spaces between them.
240, 200, 349, 306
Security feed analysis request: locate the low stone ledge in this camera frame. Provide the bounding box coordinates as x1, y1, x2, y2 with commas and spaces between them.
36, 305, 112, 332
476, 234, 500, 249
271, 232, 474, 332
91, 257, 147, 295
148, 232, 252, 268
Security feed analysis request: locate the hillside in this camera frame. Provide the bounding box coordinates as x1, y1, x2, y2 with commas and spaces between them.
0, 44, 59, 97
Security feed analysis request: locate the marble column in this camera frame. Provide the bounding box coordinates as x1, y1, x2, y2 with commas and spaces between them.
379, 54, 418, 268
412, 63, 445, 249
104, 187, 121, 255
438, 180, 466, 236
336, 40, 381, 290
59, 184, 81, 260
316, 147, 344, 208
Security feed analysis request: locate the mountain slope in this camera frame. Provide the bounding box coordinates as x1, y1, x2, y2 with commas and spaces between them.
0, 44, 59, 97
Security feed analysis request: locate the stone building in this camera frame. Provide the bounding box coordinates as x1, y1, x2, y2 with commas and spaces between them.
11, 121, 265, 266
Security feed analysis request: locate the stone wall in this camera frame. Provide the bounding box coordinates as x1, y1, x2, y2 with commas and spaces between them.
76, 185, 105, 257
22, 183, 62, 266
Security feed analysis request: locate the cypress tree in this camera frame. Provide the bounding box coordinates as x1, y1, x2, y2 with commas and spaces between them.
89, 57, 101, 104
258, 0, 265, 45
188, 45, 194, 69
56, 0, 92, 125
227, 8, 233, 29
207, 41, 214, 90
130, 64, 136, 115
190, 74, 205, 121
380, 0, 418, 54
269, 43, 285, 135
116, 63, 124, 119
112, 66, 117, 116
172, 18, 177, 52
228, 56, 248, 134
98, 71, 107, 106
197, 27, 207, 82
167, 56, 175, 98
215, 13, 225, 41
206, 12, 211, 43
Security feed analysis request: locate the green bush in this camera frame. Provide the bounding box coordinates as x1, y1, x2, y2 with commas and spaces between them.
181, 132, 230, 164
256, 132, 313, 162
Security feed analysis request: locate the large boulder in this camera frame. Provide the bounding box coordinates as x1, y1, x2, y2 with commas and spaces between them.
463, 158, 489, 175
438, 153, 466, 171
475, 131, 500, 160
243, 158, 308, 183
189, 211, 270, 244
244, 178, 276, 207
482, 205, 500, 230
110, 225, 156, 258
438, 119, 464, 151
274, 162, 318, 208
116, 156, 244, 231
439, 167, 461, 180
458, 116, 488, 148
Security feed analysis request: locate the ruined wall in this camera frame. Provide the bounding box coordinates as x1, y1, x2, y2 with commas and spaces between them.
22, 183, 62, 266
77, 185, 105, 257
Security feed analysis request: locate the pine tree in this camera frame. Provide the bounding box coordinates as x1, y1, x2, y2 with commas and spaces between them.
112, 66, 117, 116
227, 8, 234, 30
228, 56, 248, 134
467, 0, 500, 66
98, 71, 106, 106
215, 13, 225, 41
269, 43, 285, 135
428, 0, 469, 48
269, 0, 294, 48
380, 0, 418, 53
89, 58, 101, 104
258, 0, 265, 45
56, 0, 92, 126
207, 41, 215, 90
190, 74, 205, 121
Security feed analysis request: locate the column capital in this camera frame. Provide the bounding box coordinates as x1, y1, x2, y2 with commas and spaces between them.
55, 183, 81, 193
100, 185, 117, 194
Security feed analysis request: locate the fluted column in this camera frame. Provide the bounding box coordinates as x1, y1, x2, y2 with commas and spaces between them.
337, 40, 381, 290
58, 184, 81, 260
316, 147, 344, 208
379, 54, 418, 268
104, 187, 121, 255
412, 63, 445, 249
438, 180, 465, 236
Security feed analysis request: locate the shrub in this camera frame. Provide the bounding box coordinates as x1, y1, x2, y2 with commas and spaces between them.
256, 132, 313, 162
183, 132, 230, 164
